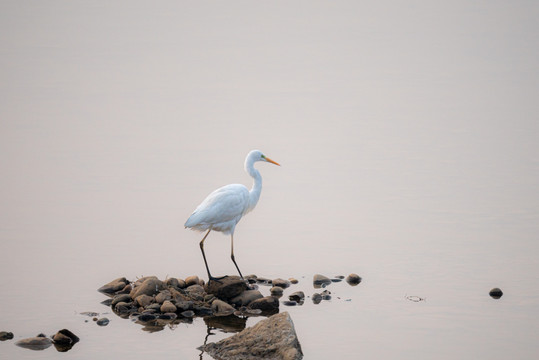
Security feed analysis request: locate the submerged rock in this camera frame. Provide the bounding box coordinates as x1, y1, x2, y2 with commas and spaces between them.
489, 288, 503, 299
313, 274, 332, 288
346, 273, 362, 286
15, 335, 53, 350
200, 312, 303, 360
0, 331, 14, 341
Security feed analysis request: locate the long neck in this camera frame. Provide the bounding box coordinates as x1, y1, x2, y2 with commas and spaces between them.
245, 158, 262, 213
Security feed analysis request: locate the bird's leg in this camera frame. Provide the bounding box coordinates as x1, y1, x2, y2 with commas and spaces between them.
230, 234, 244, 279
199, 229, 227, 283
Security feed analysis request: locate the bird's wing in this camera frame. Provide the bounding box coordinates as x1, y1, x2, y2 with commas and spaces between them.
185, 184, 249, 227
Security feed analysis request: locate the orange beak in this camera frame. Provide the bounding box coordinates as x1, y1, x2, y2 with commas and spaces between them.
265, 157, 280, 166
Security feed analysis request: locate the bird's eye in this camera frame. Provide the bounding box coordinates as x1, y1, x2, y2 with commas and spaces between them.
261, 155, 266, 159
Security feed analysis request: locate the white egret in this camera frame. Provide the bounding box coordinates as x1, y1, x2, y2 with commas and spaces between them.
184, 150, 280, 282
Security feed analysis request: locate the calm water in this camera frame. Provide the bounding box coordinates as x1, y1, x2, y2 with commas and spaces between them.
1, 1, 538, 359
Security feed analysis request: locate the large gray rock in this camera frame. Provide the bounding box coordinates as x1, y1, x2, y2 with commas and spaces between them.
200, 312, 303, 360
129, 278, 165, 299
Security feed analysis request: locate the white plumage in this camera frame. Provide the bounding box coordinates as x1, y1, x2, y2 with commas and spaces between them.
185, 150, 280, 281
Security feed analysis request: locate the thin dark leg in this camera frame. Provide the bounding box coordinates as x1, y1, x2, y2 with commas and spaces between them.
230, 234, 244, 279
199, 229, 226, 283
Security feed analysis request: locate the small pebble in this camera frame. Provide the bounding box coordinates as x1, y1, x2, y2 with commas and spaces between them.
288, 291, 305, 302
270, 286, 284, 297
489, 288, 503, 299
312, 293, 322, 304
96, 317, 110, 326
288, 278, 299, 284
0, 331, 14, 341
346, 273, 362, 286
282, 300, 297, 306
313, 274, 332, 288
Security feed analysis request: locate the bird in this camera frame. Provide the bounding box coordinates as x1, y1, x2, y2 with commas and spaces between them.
184, 150, 280, 282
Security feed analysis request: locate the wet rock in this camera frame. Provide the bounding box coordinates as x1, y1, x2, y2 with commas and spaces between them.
346, 273, 362, 286
212, 299, 236, 316
135, 294, 154, 308
256, 277, 272, 285
289, 291, 305, 303
112, 294, 132, 307
165, 277, 181, 288
312, 293, 322, 304
146, 303, 162, 312
230, 289, 264, 307
272, 278, 291, 289
52, 329, 79, 346
159, 313, 177, 320
185, 275, 200, 287
119, 284, 132, 294
96, 317, 109, 326
313, 274, 332, 288
205, 276, 249, 301
200, 312, 303, 360
114, 302, 132, 314
247, 296, 279, 312
489, 288, 503, 299
282, 300, 297, 306
15, 335, 53, 350
0, 331, 14, 341
270, 286, 284, 297
335, 275, 345, 279
289, 278, 299, 284
155, 290, 172, 304
175, 300, 194, 311
181, 310, 195, 318
245, 274, 258, 284
160, 300, 177, 313
138, 314, 157, 322
130, 278, 165, 299
98, 277, 128, 294
194, 306, 213, 316
330, 278, 342, 283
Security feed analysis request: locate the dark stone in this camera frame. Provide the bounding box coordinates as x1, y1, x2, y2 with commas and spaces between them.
270, 286, 284, 297
138, 314, 157, 322
111, 294, 132, 307
289, 291, 305, 302
346, 273, 362, 286
181, 310, 195, 318
96, 318, 109, 326
52, 329, 79, 345
0, 331, 14, 341
282, 300, 297, 306
312, 293, 322, 304
247, 296, 279, 312
199, 312, 303, 360
205, 276, 248, 301
212, 299, 236, 316
230, 290, 264, 307
272, 278, 291, 289
313, 274, 332, 288
489, 288, 503, 299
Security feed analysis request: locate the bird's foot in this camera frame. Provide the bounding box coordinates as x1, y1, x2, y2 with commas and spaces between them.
208, 275, 228, 284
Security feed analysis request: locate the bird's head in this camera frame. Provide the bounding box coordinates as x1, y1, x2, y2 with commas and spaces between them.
247, 150, 280, 167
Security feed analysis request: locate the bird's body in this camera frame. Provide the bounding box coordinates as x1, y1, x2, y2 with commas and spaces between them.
184, 150, 280, 281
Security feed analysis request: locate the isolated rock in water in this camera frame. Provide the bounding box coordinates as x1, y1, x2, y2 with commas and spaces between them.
230, 289, 264, 307
247, 296, 279, 312
272, 278, 291, 289
311, 293, 322, 304
489, 288, 503, 299
98, 277, 128, 294
346, 273, 362, 286
205, 276, 248, 300
96, 318, 110, 326
15, 336, 53, 350
130, 278, 165, 299
288, 278, 299, 284
313, 274, 331, 287
289, 291, 305, 302
0, 331, 14, 341
52, 329, 79, 345
200, 312, 303, 360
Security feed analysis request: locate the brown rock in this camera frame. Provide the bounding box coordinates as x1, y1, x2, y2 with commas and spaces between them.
98, 277, 128, 294
205, 276, 248, 301
200, 312, 302, 359
230, 290, 264, 307
185, 275, 200, 287
155, 290, 172, 304
247, 296, 279, 312
135, 294, 154, 307
211, 299, 236, 316
130, 278, 165, 299
160, 300, 177, 313
15, 336, 53, 350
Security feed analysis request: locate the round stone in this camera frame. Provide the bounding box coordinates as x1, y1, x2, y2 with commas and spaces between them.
489, 288, 503, 299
